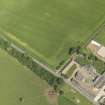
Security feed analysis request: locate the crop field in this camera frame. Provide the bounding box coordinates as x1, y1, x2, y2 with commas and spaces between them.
0, 0, 105, 68
95, 27, 105, 46
0, 49, 52, 105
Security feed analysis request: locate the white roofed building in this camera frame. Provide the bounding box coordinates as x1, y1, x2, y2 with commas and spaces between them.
97, 46, 105, 58
87, 40, 105, 62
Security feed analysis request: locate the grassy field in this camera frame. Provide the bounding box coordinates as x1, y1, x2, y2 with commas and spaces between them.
0, 49, 54, 105
58, 85, 93, 105
59, 96, 76, 105
0, 48, 94, 105
0, 1, 105, 104
95, 26, 105, 46
0, 0, 105, 68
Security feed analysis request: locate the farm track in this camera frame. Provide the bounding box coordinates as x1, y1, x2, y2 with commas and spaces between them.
0, 34, 98, 105
0, 34, 61, 78
83, 16, 105, 48
7, 42, 96, 105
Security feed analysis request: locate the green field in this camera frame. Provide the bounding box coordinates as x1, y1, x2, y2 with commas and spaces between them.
58, 85, 92, 105
0, 49, 52, 105
1, 1, 105, 105
0, 0, 105, 68
0, 48, 93, 105
95, 26, 105, 45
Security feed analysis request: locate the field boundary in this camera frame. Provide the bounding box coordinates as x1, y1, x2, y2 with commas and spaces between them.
82, 13, 105, 48
0, 28, 55, 67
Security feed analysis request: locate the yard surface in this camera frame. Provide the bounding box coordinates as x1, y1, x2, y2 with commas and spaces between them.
0, 0, 105, 68
0, 49, 52, 105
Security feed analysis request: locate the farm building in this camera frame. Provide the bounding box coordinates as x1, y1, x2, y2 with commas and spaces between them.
87, 40, 105, 61
94, 85, 105, 105
97, 47, 105, 58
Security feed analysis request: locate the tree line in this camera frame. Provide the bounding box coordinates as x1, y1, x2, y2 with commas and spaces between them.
0, 36, 64, 89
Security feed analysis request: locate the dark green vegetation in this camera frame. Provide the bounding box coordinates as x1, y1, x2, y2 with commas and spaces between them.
0, 36, 64, 87
76, 49, 105, 74
0, 38, 93, 105
0, 49, 52, 105
0, 0, 105, 105
0, 0, 105, 68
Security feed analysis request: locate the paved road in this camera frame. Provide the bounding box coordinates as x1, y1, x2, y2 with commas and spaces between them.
32, 58, 61, 78
1, 36, 98, 105
10, 44, 99, 105
65, 79, 98, 105
34, 58, 99, 105
32, 56, 98, 105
